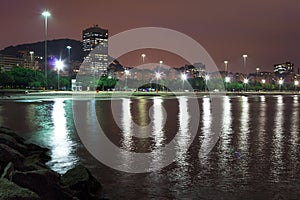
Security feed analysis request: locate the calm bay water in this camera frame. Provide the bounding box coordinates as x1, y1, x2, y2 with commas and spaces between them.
0, 95, 300, 199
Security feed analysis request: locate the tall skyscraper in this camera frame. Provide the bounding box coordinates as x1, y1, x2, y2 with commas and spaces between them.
82, 25, 108, 74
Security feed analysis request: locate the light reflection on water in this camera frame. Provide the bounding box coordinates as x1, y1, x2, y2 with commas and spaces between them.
46, 99, 79, 173
0, 95, 300, 199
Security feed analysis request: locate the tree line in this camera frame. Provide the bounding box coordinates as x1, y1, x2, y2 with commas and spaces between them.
0, 66, 69, 90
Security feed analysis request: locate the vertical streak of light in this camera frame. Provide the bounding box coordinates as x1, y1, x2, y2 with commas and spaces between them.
199, 97, 212, 165
150, 98, 165, 170
290, 96, 299, 171
49, 99, 77, 173
258, 96, 266, 153
120, 98, 133, 170
271, 96, 284, 182
219, 96, 232, 177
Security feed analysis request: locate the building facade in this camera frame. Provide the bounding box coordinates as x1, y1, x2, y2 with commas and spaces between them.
82, 25, 108, 75
274, 62, 294, 75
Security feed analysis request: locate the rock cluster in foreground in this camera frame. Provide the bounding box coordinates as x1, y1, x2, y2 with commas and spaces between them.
0, 127, 105, 200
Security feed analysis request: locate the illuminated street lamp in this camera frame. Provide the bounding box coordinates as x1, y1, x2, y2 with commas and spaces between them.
242, 54, 248, 65
141, 54, 146, 63
42, 10, 51, 80
205, 74, 210, 91
278, 78, 284, 91
124, 69, 129, 91
181, 73, 187, 92
244, 78, 249, 92
29, 51, 34, 69
256, 67, 260, 74
225, 76, 230, 91
262, 79, 266, 84
224, 60, 229, 74
55, 60, 64, 90
141, 53, 146, 81
155, 72, 161, 92
294, 80, 299, 92
66, 46, 72, 90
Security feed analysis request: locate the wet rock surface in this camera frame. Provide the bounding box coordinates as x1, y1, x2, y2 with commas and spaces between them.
0, 127, 105, 200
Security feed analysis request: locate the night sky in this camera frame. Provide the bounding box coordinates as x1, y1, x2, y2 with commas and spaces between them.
1, 0, 300, 73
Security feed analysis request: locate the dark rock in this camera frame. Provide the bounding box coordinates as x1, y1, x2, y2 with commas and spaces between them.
61, 165, 102, 200
0, 144, 25, 171
0, 133, 28, 154
1, 162, 14, 180
0, 178, 40, 200
0, 127, 25, 144
24, 143, 51, 162
12, 169, 75, 200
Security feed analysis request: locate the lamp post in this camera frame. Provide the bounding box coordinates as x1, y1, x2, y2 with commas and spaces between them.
262, 79, 266, 91
294, 80, 299, 92
244, 78, 249, 92
224, 60, 229, 74
141, 53, 146, 63
141, 53, 146, 82
66, 46, 72, 90
205, 74, 209, 91
42, 10, 51, 80
278, 78, 283, 92
225, 76, 230, 91
242, 54, 248, 67
125, 69, 129, 91
29, 51, 34, 69
155, 72, 161, 93
55, 60, 64, 90
181, 73, 187, 92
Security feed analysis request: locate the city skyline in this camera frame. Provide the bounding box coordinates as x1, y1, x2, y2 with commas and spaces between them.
1, 0, 300, 73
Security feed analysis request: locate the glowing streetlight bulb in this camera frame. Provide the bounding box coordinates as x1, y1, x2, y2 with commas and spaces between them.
141, 54, 146, 65
225, 76, 230, 83
155, 72, 161, 79
42, 10, 51, 80
55, 59, 64, 90
42, 11, 51, 17
55, 60, 64, 70
295, 80, 299, 86
205, 75, 210, 80
244, 78, 249, 84
242, 54, 248, 58
262, 79, 266, 84
279, 79, 284, 85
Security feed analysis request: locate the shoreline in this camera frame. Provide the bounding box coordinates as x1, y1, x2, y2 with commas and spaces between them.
1, 90, 299, 100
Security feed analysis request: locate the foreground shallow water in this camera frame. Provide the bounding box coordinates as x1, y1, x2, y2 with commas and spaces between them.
0, 95, 300, 199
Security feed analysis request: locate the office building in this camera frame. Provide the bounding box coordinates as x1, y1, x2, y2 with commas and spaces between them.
82, 25, 108, 74
274, 62, 294, 75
